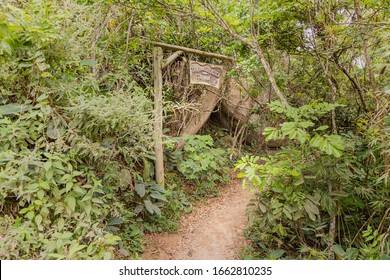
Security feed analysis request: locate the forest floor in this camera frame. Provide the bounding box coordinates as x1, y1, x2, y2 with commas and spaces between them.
141, 178, 253, 260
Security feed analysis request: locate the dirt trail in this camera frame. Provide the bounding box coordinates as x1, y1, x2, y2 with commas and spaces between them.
142, 179, 253, 260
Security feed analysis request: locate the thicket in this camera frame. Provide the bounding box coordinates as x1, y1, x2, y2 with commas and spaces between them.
0, 0, 234, 259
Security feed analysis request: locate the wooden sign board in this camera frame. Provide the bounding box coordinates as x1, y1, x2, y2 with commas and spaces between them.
189, 61, 225, 89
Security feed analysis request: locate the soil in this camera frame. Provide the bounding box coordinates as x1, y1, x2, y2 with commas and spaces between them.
141, 179, 253, 260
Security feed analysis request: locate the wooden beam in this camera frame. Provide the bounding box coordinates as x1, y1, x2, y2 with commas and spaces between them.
162, 51, 184, 69
150, 41, 234, 62
153, 47, 164, 187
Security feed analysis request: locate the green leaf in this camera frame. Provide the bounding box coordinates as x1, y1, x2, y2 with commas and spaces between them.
304, 199, 318, 221
134, 205, 143, 215
47, 253, 65, 260
35, 214, 42, 226
103, 252, 111, 260
333, 244, 346, 258
144, 200, 154, 214
263, 127, 282, 141
57, 218, 65, 231
80, 59, 97, 67
135, 183, 146, 198
258, 202, 267, 213
19, 207, 31, 215
65, 181, 73, 192
299, 121, 314, 128
1, 39, 12, 55
36, 62, 50, 71
152, 204, 161, 216
44, 160, 52, 172
346, 248, 359, 260
314, 125, 329, 131
283, 208, 292, 219
68, 243, 86, 258
34, 199, 42, 206
91, 197, 104, 204
26, 211, 34, 220
47, 119, 62, 139
150, 192, 167, 202
108, 216, 123, 226
66, 196, 76, 212
37, 190, 45, 200
270, 249, 285, 259
306, 199, 319, 214
119, 248, 130, 257
0, 103, 29, 116
19, 62, 34, 68
310, 134, 344, 158
150, 184, 165, 193
46, 169, 54, 180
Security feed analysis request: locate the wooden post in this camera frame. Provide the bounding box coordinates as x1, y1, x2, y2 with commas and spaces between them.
153, 47, 164, 187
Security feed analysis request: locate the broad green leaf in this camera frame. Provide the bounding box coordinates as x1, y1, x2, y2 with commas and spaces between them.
333, 244, 346, 258
150, 192, 167, 202
108, 216, 123, 226
66, 196, 76, 212
43, 160, 52, 171
299, 121, 314, 128
306, 199, 319, 214
346, 248, 359, 260
35, 214, 42, 226
80, 59, 97, 67
258, 202, 267, 213
144, 200, 154, 214
150, 184, 165, 193
283, 208, 292, 219
135, 183, 146, 198
57, 218, 65, 231
46, 168, 54, 180
19, 62, 34, 68
103, 252, 111, 260
34, 199, 42, 206
119, 248, 130, 257
131, 228, 141, 237
270, 249, 285, 259
1, 40, 12, 55
19, 207, 31, 215
134, 205, 143, 215
315, 125, 329, 131
47, 253, 65, 260
37, 190, 45, 200
65, 182, 73, 192
26, 211, 34, 220
36, 62, 50, 71
47, 119, 62, 139
68, 243, 86, 258
304, 199, 318, 221
91, 197, 104, 204
152, 204, 161, 216
0, 103, 29, 116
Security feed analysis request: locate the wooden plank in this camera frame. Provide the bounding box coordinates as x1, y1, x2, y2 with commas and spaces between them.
153, 47, 164, 187
162, 51, 184, 69
150, 41, 234, 62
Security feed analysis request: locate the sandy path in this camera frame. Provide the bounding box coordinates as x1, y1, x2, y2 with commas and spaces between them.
142, 179, 252, 260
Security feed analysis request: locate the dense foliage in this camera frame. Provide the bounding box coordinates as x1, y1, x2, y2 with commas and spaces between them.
1, 0, 389, 260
